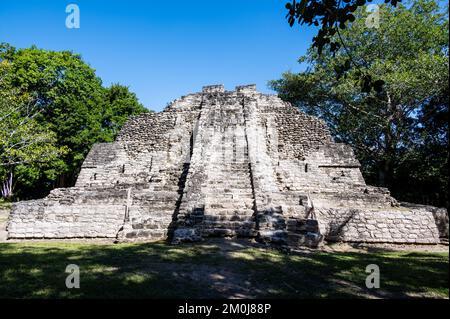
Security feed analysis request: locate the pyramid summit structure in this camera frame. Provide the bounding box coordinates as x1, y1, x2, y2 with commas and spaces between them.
7, 84, 448, 246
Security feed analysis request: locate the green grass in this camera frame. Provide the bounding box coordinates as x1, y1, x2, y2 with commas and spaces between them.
0, 241, 448, 298
0, 202, 11, 223
0, 201, 11, 209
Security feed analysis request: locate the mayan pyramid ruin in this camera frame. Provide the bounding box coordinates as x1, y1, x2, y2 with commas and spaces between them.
7, 84, 448, 246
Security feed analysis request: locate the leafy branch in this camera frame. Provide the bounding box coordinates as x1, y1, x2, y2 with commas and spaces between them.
285, 0, 402, 92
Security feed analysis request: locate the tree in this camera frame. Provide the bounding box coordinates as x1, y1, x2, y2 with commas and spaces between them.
0, 44, 148, 199
0, 60, 67, 198
285, 0, 404, 92
102, 83, 151, 138
271, 0, 449, 207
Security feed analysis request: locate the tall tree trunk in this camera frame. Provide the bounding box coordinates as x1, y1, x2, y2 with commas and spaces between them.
380, 93, 395, 189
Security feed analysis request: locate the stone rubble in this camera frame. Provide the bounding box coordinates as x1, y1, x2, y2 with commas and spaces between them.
7, 84, 448, 246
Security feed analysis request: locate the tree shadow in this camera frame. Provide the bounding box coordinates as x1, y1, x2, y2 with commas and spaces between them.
326, 209, 357, 241
0, 239, 447, 299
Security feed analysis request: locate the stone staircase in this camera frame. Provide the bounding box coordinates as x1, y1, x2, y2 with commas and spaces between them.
173, 94, 259, 240
201, 161, 256, 237
119, 166, 186, 240
286, 218, 322, 248
256, 199, 322, 247
198, 98, 257, 237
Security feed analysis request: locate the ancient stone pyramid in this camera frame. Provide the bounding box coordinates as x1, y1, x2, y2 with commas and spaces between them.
7, 84, 447, 246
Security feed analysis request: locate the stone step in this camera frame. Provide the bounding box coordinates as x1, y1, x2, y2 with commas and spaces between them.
145, 208, 177, 215
131, 201, 178, 209
131, 209, 177, 216
204, 196, 255, 202
131, 221, 172, 230
205, 205, 253, 211
287, 232, 322, 248
130, 212, 174, 218
209, 162, 249, 165
208, 188, 253, 195
201, 220, 256, 228
206, 181, 251, 186
201, 215, 254, 222
207, 172, 251, 177
209, 173, 250, 178
124, 229, 168, 240
131, 198, 179, 204
208, 167, 250, 172
205, 184, 252, 189
204, 212, 255, 220
203, 191, 254, 197
203, 182, 251, 188
205, 201, 254, 210
209, 162, 250, 166
286, 218, 319, 233
133, 194, 179, 201
204, 178, 250, 182
201, 228, 257, 238
152, 186, 181, 192
192, 208, 254, 216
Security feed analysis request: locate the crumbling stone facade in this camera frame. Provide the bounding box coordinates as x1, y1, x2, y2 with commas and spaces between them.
7, 85, 448, 246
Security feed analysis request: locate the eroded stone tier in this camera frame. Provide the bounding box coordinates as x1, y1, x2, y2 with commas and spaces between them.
7, 85, 448, 245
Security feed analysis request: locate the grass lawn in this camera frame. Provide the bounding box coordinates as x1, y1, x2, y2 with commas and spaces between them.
0, 240, 448, 299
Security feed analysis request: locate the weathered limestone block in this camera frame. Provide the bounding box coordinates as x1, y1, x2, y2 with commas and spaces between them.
202, 85, 225, 93
399, 202, 449, 241
7, 195, 125, 239
316, 207, 440, 244
236, 84, 257, 94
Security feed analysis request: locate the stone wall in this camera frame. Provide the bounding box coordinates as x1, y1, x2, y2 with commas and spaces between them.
399, 202, 449, 240
316, 207, 440, 244
7, 188, 126, 238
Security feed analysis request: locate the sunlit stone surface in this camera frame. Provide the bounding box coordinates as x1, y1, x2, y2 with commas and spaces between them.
7, 85, 448, 246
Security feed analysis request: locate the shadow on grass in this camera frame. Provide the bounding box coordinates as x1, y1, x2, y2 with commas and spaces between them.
0, 240, 448, 299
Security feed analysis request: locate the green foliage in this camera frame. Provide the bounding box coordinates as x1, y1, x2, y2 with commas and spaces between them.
102, 83, 147, 137
285, 0, 404, 92
0, 44, 148, 199
271, 0, 449, 207
0, 91, 68, 196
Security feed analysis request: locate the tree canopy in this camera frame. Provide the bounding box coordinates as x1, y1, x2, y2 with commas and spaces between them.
271, 0, 449, 207
0, 43, 148, 200
285, 0, 405, 92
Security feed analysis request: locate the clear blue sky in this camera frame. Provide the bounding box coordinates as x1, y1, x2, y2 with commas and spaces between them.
1, 0, 315, 111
